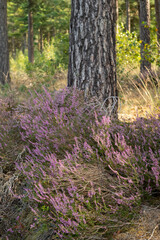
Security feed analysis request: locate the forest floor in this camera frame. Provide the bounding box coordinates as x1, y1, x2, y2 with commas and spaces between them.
0, 69, 160, 240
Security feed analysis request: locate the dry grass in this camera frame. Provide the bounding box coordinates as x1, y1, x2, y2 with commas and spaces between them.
118, 66, 160, 120
114, 203, 160, 240
3, 66, 159, 120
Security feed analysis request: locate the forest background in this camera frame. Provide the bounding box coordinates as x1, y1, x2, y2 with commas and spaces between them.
4, 0, 160, 94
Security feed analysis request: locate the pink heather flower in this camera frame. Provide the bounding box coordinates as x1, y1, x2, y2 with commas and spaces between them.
30, 223, 36, 229
83, 218, 86, 224
98, 187, 101, 195
7, 228, 14, 233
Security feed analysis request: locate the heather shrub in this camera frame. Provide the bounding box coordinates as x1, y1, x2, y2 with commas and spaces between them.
15, 88, 160, 239
77, 114, 160, 202
17, 153, 110, 239
18, 87, 98, 159
15, 88, 113, 238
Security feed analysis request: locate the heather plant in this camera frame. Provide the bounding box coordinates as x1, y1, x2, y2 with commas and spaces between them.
13, 88, 160, 239
91, 114, 160, 196
18, 87, 99, 159
16, 153, 110, 239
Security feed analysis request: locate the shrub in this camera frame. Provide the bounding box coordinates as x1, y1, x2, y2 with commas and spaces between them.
15, 88, 160, 239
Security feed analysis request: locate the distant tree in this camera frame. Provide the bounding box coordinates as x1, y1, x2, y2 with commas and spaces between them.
68, 0, 118, 118
139, 0, 151, 77
7, 0, 70, 60
126, 0, 131, 32
0, 0, 10, 84
28, 0, 34, 63
155, 0, 160, 46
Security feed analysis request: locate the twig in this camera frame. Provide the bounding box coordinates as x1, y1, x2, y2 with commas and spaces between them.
148, 224, 159, 240
16, 147, 26, 161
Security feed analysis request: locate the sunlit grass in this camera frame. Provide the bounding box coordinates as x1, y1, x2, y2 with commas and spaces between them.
118, 65, 160, 120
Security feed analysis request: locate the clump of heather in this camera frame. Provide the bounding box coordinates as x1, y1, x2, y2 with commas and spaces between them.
16, 88, 110, 238
17, 153, 108, 239
77, 113, 160, 200
18, 87, 99, 160
16, 88, 160, 238
110, 115, 160, 194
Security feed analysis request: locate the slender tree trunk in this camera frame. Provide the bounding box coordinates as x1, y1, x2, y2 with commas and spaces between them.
0, 0, 10, 84
28, 0, 34, 63
155, 0, 160, 46
39, 28, 43, 53
126, 0, 131, 32
22, 33, 27, 54
47, 32, 50, 43
12, 37, 16, 59
68, 0, 118, 118
116, 0, 119, 34
139, 0, 151, 78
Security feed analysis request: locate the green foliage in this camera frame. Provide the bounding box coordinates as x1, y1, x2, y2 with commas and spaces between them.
10, 51, 28, 71
117, 26, 141, 69
10, 35, 69, 82
117, 26, 160, 72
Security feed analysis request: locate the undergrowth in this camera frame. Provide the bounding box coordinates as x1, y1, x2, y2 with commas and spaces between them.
1, 87, 160, 239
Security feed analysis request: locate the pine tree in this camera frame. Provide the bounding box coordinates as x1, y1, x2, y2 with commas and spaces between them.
68, 0, 118, 118
155, 0, 160, 45
126, 0, 131, 32
0, 0, 10, 84
139, 0, 151, 77
28, 0, 34, 63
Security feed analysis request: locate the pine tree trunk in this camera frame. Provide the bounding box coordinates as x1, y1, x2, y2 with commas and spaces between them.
0, 0, 10, 84
22, 33, 27, 54
68, 0, 118, 118
116, 0, 119, 34
12, 37, 16, 59
28, 0, 34, 63
126, 0, 131, 32
39, 28, 43, 53
155, 0, 160, 45
139, 0, 151, 77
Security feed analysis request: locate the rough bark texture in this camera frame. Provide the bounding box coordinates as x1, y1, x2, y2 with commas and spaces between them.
155, 0, 160, 45
116, 0, 119, 34
0, 0, 10, 84
68, 0, 118, 118
126, 0, 131, 32
139, 0, 151, 77
28, 0, 34, 63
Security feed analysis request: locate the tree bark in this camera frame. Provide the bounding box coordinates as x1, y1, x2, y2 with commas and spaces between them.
12, 37, 16, 59
0, 0, 10, 84
126, 0, 131, 32
39, 28, 43, 53
116, 0, 119, 34
68, 0, 118, 118
28, 0, 34, 63
139, 0, 151, 78
22, 33, 27, 54
155, 0, 160, 46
